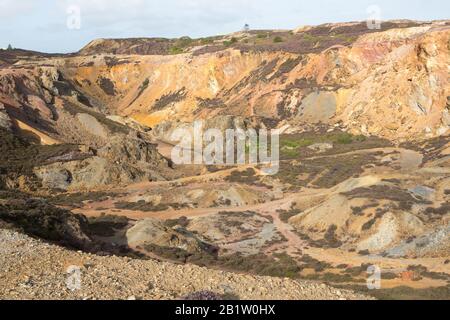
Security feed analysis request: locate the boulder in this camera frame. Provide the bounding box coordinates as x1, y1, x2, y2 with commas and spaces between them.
97, 131, 167, 165
307, 143, 334, 153
0, 102, 12, 131
126, 218, 215, 254
34, 167, 72, 190
76, 113, 109, 139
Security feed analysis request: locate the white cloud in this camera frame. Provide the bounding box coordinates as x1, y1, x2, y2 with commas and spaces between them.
0, 0, 36, 18
1, 0, 449, 52
53, 0, 254, 38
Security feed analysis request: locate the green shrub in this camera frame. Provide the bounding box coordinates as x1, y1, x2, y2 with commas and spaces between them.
273, 36, 283, 43
169, 46, 184, 55
223, 38, 238, 46
302, 34, 321, 43
336, 133, 354, 144
200, 38, 214, 45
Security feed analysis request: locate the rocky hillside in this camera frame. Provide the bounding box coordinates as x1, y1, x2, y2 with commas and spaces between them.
74, 22, 449, 140
0, 228, 371, 300
0, 20, 448, 146
0, 20, 449, 301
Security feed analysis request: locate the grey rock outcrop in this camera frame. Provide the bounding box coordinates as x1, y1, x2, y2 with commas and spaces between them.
126, 218, 215, 254
0, 102, 12, 131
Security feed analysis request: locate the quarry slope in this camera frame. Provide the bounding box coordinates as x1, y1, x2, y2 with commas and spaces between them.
0, 228, 371, 300
0, 20, 448, 143
0, 20, 449, 300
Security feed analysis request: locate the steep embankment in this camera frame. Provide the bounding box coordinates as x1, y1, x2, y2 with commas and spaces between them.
1, 21, 448, 147
57, 22, 450, 140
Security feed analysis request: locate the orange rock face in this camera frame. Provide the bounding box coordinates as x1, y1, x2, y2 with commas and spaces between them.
0, 21, 449, 141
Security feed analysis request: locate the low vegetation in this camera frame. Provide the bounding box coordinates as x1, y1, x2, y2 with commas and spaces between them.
152, 88, 187, 111
337, 284, 450, 300
48, 191, 116, 208
164, 216, 190, 228
87, 214, 129, 237
275, 152, 381, 189
129, 78, 150, 105
295, 225, 342, 249
143, 242, 302, 279
0, 128, 81, 180
277, 206, 302, 223
0, 194, 90, 249
273, 36, 283, 43
343, 185, 431, 212
280, 130, 391, 159
225, 168, 259, 184
96, 76, 116, 96
114, 200, 188, 212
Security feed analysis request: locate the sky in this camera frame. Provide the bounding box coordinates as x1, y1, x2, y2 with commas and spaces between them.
0, 0, 448, 53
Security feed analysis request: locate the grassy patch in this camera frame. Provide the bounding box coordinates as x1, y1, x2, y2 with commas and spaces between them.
337, 284, 450, 300
343, 185, 431, 211
169, 46, 184, 55
276, 152, 380, 189
48, 191, 116, 208
217, 252, 301, 278
302, 33, 323, 43
295, 225, 342, 249
303, 272, 364, 284
351, 202, 380, 216
225, 168, 259, 185
279, 131, 388, 160
273, 36, 284, 43
407, 265, 450, 281
298, 254, 332, 272
424, 203, 450, 218
114, 200, 187, 212
223, 37, 238, 46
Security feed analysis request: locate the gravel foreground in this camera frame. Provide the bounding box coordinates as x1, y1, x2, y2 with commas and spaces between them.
0, 229, 372, 300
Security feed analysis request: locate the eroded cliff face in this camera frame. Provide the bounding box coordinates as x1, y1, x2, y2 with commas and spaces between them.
0, 22, 449, 293
53, 23, 449, 140
0, 21, 448, 145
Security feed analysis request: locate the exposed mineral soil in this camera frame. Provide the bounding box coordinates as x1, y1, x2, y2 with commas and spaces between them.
0, 20, 449, 300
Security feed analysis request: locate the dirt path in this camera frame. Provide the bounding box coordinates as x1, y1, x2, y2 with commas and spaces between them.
257, 198, 308, 256
73, 143, 441, 274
